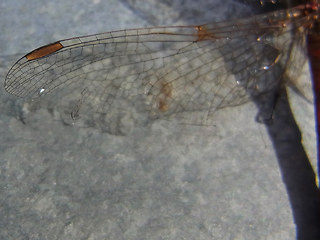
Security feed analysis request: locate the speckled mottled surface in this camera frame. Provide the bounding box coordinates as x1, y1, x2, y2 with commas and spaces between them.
0, 0, 319, 239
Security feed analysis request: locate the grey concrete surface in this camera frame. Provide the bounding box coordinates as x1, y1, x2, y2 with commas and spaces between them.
0, 0, 319, 239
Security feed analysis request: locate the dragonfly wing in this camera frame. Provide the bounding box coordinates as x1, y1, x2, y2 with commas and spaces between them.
5, 8, 306, 133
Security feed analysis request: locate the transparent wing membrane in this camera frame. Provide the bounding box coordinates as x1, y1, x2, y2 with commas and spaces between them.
4, 5, 316, 133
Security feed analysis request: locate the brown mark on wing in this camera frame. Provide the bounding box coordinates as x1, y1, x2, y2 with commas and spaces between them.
195, 25, 214, 41
25, 42, 63, 60
158, 82, 173, 112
